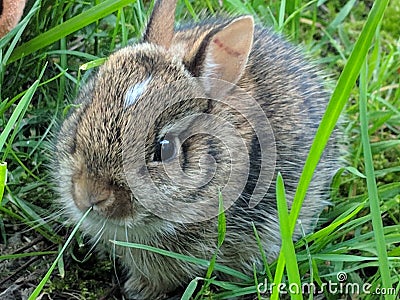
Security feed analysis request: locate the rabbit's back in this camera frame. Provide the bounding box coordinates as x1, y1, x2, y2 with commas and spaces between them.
170, 21, 339, 245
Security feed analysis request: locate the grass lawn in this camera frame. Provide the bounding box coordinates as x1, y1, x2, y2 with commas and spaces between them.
0, 0, 399, 299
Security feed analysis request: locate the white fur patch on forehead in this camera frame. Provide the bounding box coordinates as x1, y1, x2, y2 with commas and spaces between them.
124, 76, 152, 108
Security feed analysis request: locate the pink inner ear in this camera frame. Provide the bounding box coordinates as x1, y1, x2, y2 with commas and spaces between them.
203, 16, 254, 85
212, 37, 245, 58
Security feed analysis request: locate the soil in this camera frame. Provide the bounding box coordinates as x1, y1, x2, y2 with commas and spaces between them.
0, 218, 123, 300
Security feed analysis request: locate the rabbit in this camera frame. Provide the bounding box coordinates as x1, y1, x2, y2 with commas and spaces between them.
52, 0, 340, 299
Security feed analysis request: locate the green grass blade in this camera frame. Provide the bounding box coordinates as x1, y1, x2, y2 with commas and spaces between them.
278, 0, 286, 31
183, 0, 199, 21
273, 0, 390, 292
0, 162, 7, 205
111, 241, 251, 281
272, 173, 302, 300
326, 0, 357, 33
28, 207, 92, 300
252, 222, 272, 281
110, 8, 122, 51
287, 0, 301, 41
217, 189, 226, 248
205, 191, 226, 278
290, 0, 390, 230
8, 0, 135, 64
45, 50, 99, 61
0, 0, 40, 54
79, 57, 107, 71
359, 61, 393, 299
0, 204, 61, 244
0, 251, 57, 260
282, 0, 317, 33
120, 8, 129, 47
0, 71, 44, 159
1, 63, 47, 161
0, 68, 67, 116
181, 277, 201, 300
252, 263, 261, 300
305, 201, 365, 243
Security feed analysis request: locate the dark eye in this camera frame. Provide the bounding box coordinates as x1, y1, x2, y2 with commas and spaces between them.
154, 135, 177, 162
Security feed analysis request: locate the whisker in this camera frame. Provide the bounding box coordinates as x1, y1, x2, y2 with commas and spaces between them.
112, 225, 122, 287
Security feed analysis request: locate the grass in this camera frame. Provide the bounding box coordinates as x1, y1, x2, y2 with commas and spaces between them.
1, 0, 399, 299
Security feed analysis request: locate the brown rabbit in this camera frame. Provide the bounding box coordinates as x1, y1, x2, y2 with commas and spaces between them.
53, 0, 340, 298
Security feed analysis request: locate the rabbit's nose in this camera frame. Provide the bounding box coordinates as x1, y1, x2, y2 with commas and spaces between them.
71, 172, 111, 211
72, 172, 133, 219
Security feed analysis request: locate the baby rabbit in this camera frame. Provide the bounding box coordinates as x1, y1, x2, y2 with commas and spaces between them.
53, 0, 340, 298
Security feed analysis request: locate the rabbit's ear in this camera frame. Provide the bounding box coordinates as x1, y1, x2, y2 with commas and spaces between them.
198, 16, 254, 93
144, 0, 177, 49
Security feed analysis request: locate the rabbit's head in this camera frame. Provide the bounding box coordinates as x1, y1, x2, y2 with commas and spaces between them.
54, 0, 272, 227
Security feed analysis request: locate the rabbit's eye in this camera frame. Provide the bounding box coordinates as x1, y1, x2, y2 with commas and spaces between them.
154, 135, 177, 162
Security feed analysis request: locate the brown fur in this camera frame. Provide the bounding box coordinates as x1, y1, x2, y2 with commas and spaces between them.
53, 0, 340, 299
0, 0, 26, 37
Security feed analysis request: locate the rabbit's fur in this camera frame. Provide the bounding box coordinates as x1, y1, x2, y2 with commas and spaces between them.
53, 0, 340, 298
